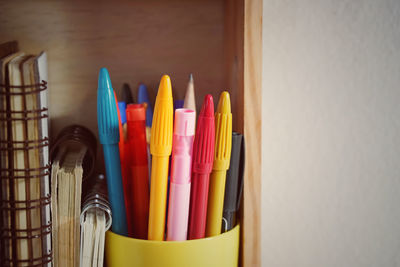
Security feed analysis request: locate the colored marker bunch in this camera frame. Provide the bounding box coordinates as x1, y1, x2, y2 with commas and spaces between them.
97, 68, 232, 241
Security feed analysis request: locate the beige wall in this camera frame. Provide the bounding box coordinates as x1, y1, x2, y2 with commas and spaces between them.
261, 1, 400, 266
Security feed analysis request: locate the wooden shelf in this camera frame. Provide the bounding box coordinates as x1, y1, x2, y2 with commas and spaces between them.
0, 0, 261, 266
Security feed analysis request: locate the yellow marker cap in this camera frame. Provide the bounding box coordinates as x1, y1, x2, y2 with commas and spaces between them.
213, 91, 232, 171
150, 75, 174, 156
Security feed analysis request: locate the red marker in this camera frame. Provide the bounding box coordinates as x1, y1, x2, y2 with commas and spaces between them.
126, 104, 150, 239
188, 95, 215, 239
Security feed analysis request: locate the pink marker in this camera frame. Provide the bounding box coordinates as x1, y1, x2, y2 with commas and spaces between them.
167, 109, 196, 241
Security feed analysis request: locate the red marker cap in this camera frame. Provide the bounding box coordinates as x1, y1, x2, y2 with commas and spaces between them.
126, 104, 148, 165
192, 94, 215, 174
126, 103, 145, 122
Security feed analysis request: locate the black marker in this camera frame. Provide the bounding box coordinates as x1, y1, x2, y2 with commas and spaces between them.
222, 132, 245, 231
121, 83, 134, 104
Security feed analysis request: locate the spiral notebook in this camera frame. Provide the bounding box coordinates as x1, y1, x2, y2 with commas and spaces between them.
0, 41, 52, 266
80, 174, 112, 267
51, 145, 86, 267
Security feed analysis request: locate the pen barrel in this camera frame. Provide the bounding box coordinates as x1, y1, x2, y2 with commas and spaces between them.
206, 170, 227, 237
167, 182, 191, 241
166, 109, 195, 241
188, 172, 211, 239
103, 144, 128, 236
121, 160, 132, 235
126, 104, 150, 239
223, 132, 244, 232
222, 211, 236, 232
170, 134, 194, 184
131, 165, 149, 239
148, 156, 170, 240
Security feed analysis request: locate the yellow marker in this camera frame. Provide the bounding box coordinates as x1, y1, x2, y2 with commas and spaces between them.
206, 91, 232, 237
148, 75, 173, 240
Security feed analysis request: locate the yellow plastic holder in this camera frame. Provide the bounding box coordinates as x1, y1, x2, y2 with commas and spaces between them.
105, 224, 240, 267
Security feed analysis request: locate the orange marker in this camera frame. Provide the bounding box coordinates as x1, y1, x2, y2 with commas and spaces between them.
115, 92, 132, 235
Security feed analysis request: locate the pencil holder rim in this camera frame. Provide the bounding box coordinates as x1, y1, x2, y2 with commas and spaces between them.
106, 223, 239, 243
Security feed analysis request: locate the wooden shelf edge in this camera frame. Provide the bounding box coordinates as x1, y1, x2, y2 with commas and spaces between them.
242, 0, 262, 266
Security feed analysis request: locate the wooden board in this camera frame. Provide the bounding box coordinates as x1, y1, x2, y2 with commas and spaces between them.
224, 0, 244, 133
0, 0, 226, 138
243, 0, 262, 266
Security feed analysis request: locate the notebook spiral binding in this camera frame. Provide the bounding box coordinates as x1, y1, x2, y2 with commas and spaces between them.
0, 80, 52, 266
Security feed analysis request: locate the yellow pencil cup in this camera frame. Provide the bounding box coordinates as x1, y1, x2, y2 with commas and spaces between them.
105, 224, 240, 267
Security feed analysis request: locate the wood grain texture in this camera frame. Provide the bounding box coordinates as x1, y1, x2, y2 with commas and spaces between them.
224, 0, 244, 133
243, 0, 262, 266
0, 0, 226, 139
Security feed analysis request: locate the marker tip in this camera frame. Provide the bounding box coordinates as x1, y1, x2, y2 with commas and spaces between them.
217, 91, 231, 113
157, 75, 172, 99
200, 94, 214, 117
98, 67, 112, 91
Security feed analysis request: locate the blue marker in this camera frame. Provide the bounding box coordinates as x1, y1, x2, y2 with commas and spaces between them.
137, 83, 153, 186
118, 102, 127, 125
97, 68, 128, 236
137, 83, 153, 139
174, 99, 184, 111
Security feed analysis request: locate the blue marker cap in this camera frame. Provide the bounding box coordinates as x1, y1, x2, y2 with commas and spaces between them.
97, 68, 120, 144
137, 83, 153, 127
174, 99, 184, 110
118, 102, 127, 124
